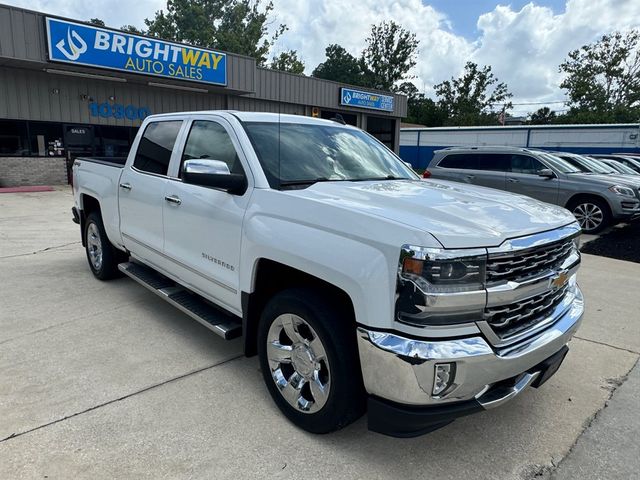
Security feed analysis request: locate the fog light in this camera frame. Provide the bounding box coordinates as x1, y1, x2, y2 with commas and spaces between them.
433, 363, 456, 396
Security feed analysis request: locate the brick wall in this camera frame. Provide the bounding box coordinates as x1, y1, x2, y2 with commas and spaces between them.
0, 157, 68, 187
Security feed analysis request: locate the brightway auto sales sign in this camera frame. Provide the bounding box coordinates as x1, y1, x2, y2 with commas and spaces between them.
45, 17, 227, 86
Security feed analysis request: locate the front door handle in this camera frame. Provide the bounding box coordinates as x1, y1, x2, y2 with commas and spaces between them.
508, 178, 519, 183
164, 195, 182, 205
119, 182, 132, 190
465, 175, 475, 180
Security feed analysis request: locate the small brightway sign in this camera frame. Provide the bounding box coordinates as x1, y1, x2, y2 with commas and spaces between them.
45, 17, 227, 86
340, 87, 394, 112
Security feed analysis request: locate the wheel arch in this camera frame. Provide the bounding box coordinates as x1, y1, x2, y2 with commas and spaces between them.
79, 194, 102, 246
241, 259, 357, 357
565, 192, 612, 214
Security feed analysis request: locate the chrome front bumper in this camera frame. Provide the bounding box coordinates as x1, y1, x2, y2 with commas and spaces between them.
357, 285, 584, 407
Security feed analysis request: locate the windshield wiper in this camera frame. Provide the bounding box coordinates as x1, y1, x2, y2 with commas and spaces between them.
279, 177, 345, 187
351, 175, 407, 181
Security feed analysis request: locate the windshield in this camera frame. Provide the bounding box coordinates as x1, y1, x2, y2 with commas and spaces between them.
621, 156, 640, 171
537, 153, 582, 173
243, 122, 417, 187
603, 160, 637, 174
577, 156, 617, 174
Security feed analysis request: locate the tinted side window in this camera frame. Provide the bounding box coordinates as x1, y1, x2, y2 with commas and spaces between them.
477, 154, 509, 172
133, 121, 182, 175
438, 154, 479, 170
181, 121, 241, 174
510, 155, 544, 174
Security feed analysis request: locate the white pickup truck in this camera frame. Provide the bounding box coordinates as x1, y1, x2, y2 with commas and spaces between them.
72, 111, 584, 437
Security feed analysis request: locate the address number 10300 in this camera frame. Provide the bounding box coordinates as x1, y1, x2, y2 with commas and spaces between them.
89, 102, 151, 121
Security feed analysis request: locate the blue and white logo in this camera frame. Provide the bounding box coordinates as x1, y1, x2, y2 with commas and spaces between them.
340, 87, 394, 112
55, 28, 88, 61
46, 17, 227, 86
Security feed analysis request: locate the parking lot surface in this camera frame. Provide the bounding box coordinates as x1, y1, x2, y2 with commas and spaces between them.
1, 188, 639, 480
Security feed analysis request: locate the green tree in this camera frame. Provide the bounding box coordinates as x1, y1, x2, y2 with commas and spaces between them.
144, 0, 286, 65
529, 107, 557, 124
435, 62, 513, 126
362, 21, 419, 91
270, 50, 305, 74
312, 44, 371, 86
397, 82, 445, 127
120, 25, 144, 34
560, 30, 640, 123
88, 18, 106, 27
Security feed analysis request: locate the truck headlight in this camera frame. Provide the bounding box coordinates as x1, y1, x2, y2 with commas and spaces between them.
609, 185, 636, 197
400, 246, 486, 292
396, 246, 487, 326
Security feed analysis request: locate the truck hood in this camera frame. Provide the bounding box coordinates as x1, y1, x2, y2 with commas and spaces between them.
292, 179, 576, 248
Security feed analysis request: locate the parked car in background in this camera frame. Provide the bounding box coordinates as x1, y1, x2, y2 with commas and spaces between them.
427, 147, 640, 233
599, 158, 639, 175
591, 154, 640, 174
553, 152, 639, 178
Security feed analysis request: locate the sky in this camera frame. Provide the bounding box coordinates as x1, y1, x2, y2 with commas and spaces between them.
5, 0, 640, 116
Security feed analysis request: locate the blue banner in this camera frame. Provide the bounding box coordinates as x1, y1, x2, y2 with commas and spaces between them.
340, 88, 394, 112
46, 18, 227, 86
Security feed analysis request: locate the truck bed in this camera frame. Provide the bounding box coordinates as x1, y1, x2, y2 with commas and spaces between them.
77, 156, 127, 168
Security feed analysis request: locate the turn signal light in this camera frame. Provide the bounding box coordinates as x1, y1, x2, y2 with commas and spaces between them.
403, 257, 424, 276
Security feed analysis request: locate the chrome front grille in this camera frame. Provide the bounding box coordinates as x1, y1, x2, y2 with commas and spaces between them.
486, 238, 574, 284
484, 283, 569, 339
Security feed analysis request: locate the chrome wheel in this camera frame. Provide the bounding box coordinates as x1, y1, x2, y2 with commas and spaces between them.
86, 222, 103, 270
266, 313, 330, 414
573, 202, 604, 232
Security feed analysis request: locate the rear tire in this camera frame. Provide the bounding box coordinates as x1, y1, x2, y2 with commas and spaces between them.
85, 212, 127, 280
568, 197, 611, 234
257, 288, 365, 434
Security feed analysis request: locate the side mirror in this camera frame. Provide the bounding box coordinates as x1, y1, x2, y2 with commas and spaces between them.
182, 159, 247, 195
403, 161, 414, 171
538, 168, 555, 179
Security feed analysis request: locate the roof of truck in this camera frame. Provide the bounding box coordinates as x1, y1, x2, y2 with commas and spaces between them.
144, 110, 357, 128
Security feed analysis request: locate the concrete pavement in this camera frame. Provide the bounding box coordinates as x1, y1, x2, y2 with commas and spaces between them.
549, 361, 640, 480
1, 188, 638, 479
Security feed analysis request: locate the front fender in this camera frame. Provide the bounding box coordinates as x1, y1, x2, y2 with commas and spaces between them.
241, 214, 396, 330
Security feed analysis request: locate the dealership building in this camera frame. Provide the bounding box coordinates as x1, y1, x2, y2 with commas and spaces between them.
0, 4, 407, 186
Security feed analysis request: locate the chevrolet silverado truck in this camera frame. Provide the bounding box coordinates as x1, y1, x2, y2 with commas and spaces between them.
72, 111, 584, 437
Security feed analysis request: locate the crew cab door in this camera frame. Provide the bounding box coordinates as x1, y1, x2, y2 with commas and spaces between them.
506, 154, 559, 204
119, 119, 184, 267
162, 116, 251, 313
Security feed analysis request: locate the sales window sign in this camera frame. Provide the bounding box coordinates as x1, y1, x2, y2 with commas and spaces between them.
340, 88, 394, 112
46, 18, 227, 86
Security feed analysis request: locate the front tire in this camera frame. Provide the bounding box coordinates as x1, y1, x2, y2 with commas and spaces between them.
85, 212, 127, 280
569, 197, 611, 234
257, 288, 365, 434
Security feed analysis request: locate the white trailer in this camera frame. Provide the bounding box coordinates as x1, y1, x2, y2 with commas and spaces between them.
400, 124, 640, 169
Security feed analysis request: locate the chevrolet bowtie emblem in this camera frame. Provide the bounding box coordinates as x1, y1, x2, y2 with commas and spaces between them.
550, 271, 569, 290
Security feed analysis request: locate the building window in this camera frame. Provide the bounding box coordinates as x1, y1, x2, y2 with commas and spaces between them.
0, 120, 29, 156
28, 122, 64, 157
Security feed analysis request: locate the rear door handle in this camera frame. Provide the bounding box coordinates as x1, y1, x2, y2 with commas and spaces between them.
119, 182, 132, 190
508, 178, 519, 183
164, 195, 182, 205
465, 175, 475, 180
